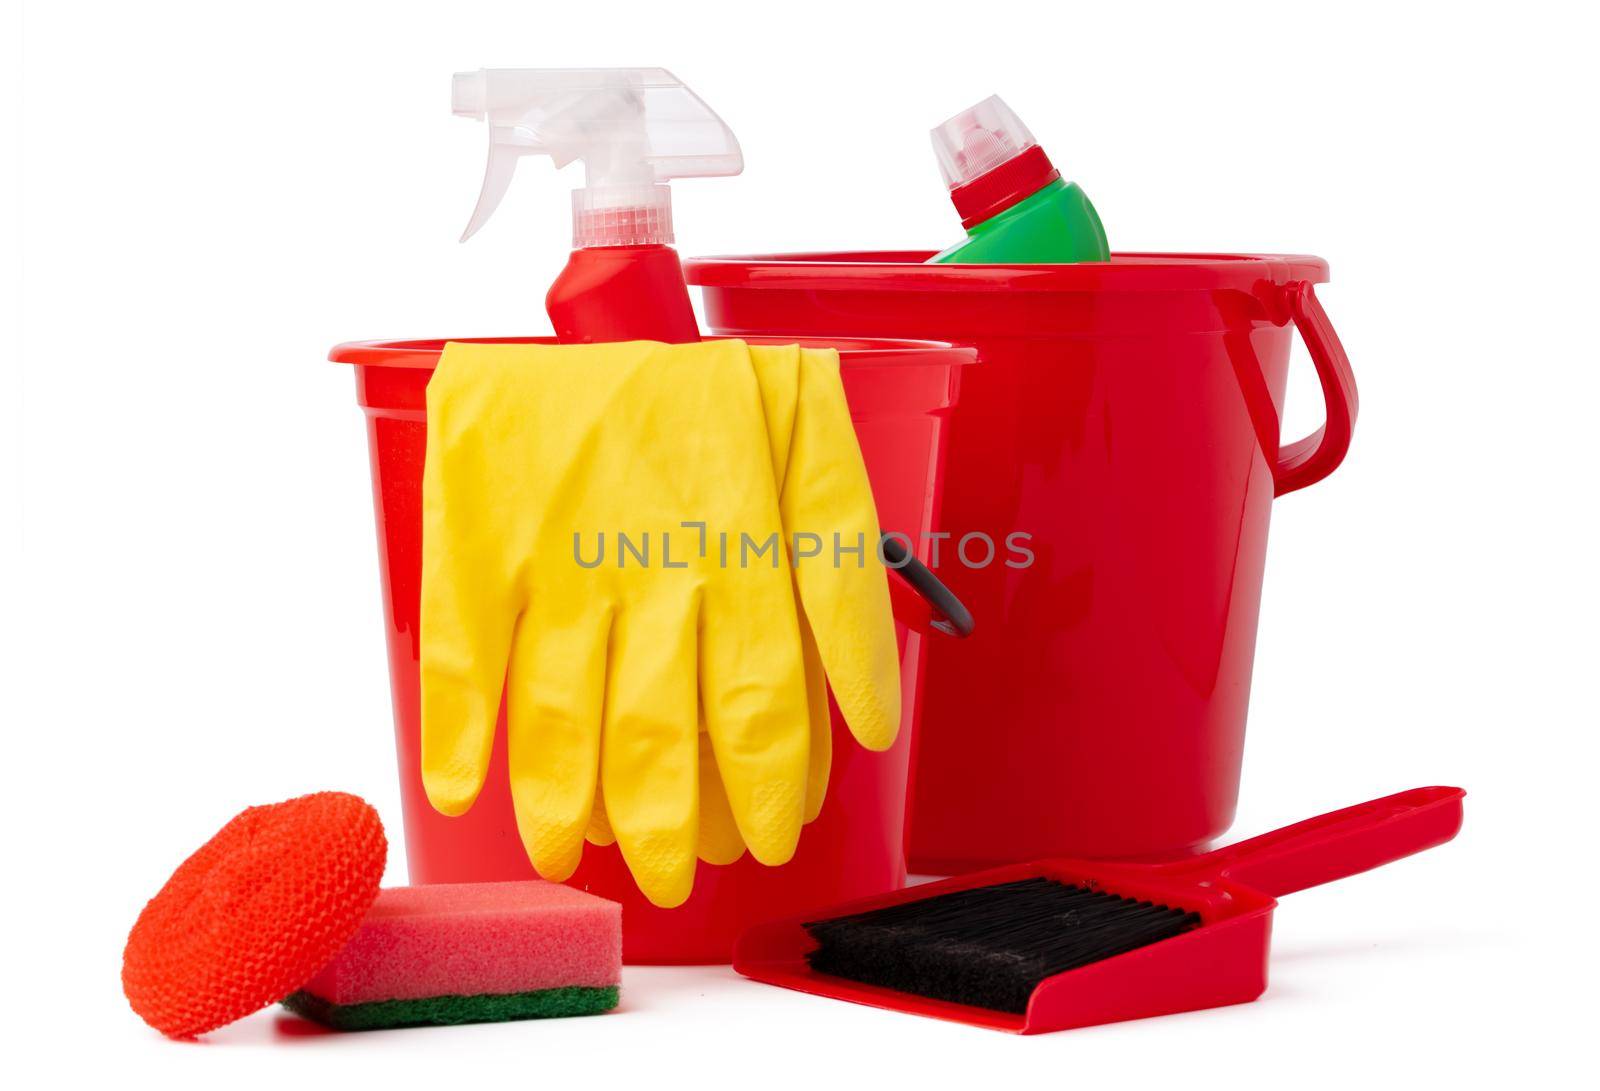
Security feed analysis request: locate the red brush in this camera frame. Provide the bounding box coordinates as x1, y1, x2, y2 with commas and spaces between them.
735, 787, 1464, 1033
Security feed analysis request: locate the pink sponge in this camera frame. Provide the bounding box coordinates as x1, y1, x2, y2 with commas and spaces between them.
283, 881, 621, 1029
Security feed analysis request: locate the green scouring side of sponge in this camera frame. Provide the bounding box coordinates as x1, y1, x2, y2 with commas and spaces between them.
282, 985, 620, 1031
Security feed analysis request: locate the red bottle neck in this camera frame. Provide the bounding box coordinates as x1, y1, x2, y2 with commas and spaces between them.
948, 145, 1061, 230
547, 245, 701, 345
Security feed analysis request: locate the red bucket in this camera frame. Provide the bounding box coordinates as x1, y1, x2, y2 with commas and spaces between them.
332, 335, 974, 962
684, 253, 1358, 868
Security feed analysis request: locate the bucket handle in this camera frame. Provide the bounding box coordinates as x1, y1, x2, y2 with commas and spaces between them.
1273, 281, 1359, 496
881, 534, 975, 638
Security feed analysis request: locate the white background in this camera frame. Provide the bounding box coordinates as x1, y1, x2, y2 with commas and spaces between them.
5, 0, 1598, 1084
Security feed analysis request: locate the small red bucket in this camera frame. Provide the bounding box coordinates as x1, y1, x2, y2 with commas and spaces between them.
333, 335, 974, 963
684, 253, 1358, 869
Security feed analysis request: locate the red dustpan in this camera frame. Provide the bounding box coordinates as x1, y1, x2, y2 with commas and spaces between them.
734, 786, 1464, 1033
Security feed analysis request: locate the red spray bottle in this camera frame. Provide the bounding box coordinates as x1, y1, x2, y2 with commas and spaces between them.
452, 68, 743, 343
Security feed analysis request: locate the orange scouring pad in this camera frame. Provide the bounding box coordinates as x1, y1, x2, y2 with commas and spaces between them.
122, 791, 388, 1038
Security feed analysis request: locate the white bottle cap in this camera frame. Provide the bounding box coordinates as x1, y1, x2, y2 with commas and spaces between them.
930, 95, 1038, 190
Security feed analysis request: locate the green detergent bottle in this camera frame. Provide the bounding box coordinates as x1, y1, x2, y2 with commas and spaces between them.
928, 95, 1108, 263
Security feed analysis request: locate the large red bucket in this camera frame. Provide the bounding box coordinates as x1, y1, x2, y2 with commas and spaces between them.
684, 253, 1358, 868
333, 335, 974, 962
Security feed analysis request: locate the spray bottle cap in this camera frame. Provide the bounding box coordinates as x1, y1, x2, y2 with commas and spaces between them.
452, 67, 742, 247
930, 95, 1060, 230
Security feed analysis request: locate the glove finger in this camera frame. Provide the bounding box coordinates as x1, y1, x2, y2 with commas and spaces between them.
585, 783, 616, 847
786, 348, 902, 752
418, 365, 522, 817
749, 345, 834, 823
699, 570, 812, 867
747, 342, 801, 487
504, 600, 610, 882
798, 611, 833, 823
696, 728, 747, 866
601, 593, 700, 909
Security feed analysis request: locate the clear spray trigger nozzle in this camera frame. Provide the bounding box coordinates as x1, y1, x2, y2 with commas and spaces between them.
452, 67, 742, 247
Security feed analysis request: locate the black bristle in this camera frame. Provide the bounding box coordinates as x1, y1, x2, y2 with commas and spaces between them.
802, 877, 1202, 1014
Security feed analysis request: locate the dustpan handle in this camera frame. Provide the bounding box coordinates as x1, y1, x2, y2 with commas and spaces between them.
1172, 786, 1465, 898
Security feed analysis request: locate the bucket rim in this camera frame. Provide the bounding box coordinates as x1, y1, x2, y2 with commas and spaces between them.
329, 334, 977, 371
684, 251, 1329, 293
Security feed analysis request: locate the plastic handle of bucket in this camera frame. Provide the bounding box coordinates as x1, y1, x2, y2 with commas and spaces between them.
881, 534, 975, 637
1273, 281, 1360, 496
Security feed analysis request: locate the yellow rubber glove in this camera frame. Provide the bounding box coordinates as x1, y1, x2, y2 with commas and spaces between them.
421, 340, 813, 908
420, 340, 901, 905
656, 345, 903, 864
751, 345, 903, 812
